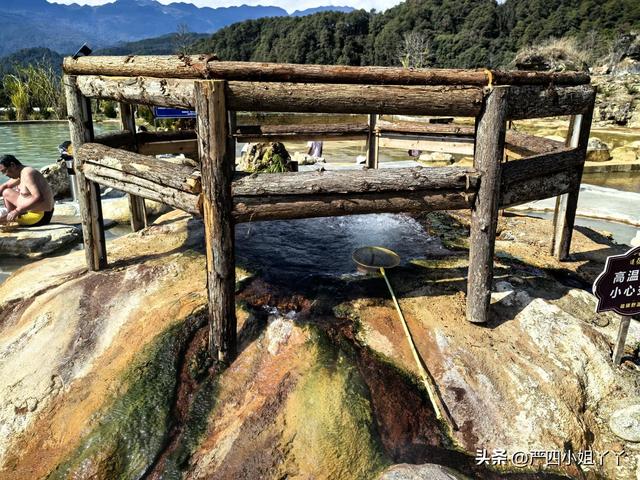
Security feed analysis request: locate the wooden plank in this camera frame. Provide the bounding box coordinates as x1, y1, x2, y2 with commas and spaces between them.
501, 148, 581, 184
137, 139, 199, 157
466, 86, 509, 324
78, 143, 202, 194
234, 123, 369, 142
506, 84, 596, 120
93, 129, 135, 149
64, 56, 591, 86
377, 120, 475, 136
63, 75, 107, 271
504, 130, 564, 157
367, 114, 378, 169
74, 75, 484, 116
195, 80, 237, 363
119, 102, 148, 232
232, 166, 478, 196
378, 136, 475, 155
500, 169, 579, 207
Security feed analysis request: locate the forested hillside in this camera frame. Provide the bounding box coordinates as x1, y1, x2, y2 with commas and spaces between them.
194, 0, 640, 68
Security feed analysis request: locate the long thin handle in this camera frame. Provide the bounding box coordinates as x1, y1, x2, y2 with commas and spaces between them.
380, 267, 457, 430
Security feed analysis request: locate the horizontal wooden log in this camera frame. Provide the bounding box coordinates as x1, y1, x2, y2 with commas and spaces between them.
501, 148, 582, 184
227, 82, 484, 115
233, 166, 478, 196
506, 85, 596, 120
82, 164, 201, 215
64, 56, 590, 86
74, 76, 484, 116
93, 129, 135, 149
78, 143, 201, 193
77, 75, 195, 109
136, 130, 197, 143
500, 169, 580, 207
84, 168, 475, 222
235, 123, 369, 142
376, 121, 475, 136
234, 190, 474, 222
137, 139, 199, 157
504, 130, 564, 157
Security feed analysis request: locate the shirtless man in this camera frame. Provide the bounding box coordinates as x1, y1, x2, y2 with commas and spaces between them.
0, 155, 54, 227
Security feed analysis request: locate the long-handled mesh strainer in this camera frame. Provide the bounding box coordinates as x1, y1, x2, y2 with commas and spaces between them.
352, 246, 457, 431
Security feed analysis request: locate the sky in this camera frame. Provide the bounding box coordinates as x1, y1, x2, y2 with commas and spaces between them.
48, 0, 403, 14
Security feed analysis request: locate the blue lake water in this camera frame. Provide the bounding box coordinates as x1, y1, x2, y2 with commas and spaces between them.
0, 121, 120, 182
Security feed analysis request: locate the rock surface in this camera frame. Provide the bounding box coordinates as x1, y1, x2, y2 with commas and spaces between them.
0, 223, 81, 258
100, 195, 172, 224
586, 138, 611, 162
2, 210, 640, 479
40, 161, 70, 199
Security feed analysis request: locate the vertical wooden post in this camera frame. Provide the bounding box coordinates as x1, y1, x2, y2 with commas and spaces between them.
551, 98, 595, 260
613, 315, 631, 365
118, 102, 147, 231
195, 80, 237, 363
466, 87, 509, 324
228, 110, 237, 170
64, 75, 107, 271
366, 113, 379, 169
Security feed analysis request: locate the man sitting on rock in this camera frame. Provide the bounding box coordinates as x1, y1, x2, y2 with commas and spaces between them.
0, 155, 54, 227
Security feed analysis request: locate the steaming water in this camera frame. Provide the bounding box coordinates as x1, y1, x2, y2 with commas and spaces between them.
236, 213, 450, 281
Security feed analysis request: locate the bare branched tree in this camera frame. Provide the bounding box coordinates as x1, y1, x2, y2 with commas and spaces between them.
174, 23, 192, 57
398, 31, 431, 69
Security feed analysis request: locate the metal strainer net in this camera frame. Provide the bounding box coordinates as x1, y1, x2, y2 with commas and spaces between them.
352, 246, 400, 274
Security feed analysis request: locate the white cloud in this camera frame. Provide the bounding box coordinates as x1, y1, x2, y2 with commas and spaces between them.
47, 0, 402, 14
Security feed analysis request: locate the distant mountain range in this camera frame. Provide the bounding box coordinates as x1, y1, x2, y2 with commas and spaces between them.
0, 0, 353, 57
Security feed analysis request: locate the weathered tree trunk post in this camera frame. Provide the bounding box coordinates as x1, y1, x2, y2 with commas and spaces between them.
64, 75, 107, 270
551, 100, 595, 260
195, 80, 237, 363
466, 86, 509, 323
367, 114, 379, 168
119, 102, 147, 231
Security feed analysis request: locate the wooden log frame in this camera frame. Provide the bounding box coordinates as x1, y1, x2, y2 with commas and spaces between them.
64, 55, 591, 86
466, 86, 509, 324
195, 80, 237, 363
64, 75, 107, 271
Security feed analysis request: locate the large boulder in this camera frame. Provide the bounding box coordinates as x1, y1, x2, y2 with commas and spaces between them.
238, 142, 295, 173
100, 195, 172, 224
586, 138, 612, 162
0, 223, 81, 258
40, 160, 70, 199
